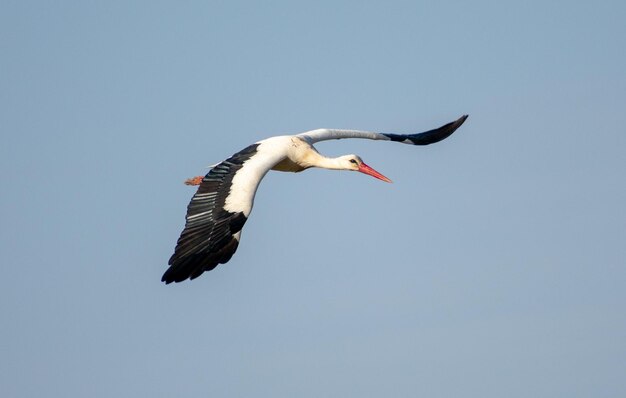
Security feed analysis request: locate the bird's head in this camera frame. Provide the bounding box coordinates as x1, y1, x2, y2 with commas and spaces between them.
339, 155, 392, 183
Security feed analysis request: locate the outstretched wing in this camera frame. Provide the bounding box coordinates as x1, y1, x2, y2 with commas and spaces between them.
162, 143, 278, 283
298, 115, 468, 145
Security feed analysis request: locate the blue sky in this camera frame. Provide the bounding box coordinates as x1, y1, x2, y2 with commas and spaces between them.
2, 1, 625, 397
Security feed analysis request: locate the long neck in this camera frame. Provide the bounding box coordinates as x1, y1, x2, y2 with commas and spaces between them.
299, 148, 345, 170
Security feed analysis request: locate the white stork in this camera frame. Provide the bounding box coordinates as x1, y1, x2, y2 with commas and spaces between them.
162, 115, 468, 283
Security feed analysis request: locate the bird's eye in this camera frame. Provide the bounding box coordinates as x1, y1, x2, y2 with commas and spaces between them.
349, 159, 358, 164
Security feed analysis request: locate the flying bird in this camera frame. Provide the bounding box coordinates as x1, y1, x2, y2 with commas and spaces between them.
162, 115, 468, 283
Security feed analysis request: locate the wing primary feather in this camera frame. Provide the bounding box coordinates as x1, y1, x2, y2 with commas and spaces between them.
383, 115, 468, 145
162, 144, 259, 283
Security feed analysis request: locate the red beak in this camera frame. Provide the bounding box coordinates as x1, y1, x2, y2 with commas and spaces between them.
358, 162, 392, 183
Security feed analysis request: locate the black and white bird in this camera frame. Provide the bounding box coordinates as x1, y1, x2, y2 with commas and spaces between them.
162, 115, 468, 283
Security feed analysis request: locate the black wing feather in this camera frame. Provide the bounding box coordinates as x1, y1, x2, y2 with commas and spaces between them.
162, 144, 259, 284
383, 115, 468, 145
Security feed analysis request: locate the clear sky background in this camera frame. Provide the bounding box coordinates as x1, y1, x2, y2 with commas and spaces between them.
2, 1, 625, 397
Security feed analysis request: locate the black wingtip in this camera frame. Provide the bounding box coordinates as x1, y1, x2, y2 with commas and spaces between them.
161, 268, 180, 284
409, 114, 468, 145
383, 114, 468, 146
449, 114, 469, 136
455, 114, 469, 129
161, 257, 196, 284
